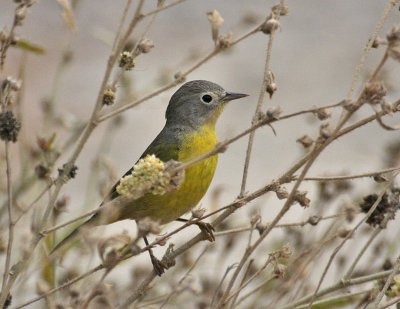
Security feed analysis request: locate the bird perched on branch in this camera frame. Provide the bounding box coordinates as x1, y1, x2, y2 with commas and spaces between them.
51, 80, 248, 275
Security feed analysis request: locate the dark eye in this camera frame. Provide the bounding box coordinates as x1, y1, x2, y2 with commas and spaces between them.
201, 94, 213, 103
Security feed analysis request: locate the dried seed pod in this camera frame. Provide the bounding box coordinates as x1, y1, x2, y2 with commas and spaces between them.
297, 135, 314, 148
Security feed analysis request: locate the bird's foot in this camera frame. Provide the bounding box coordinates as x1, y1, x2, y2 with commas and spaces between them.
195, 221, 215, 242
150, 255, 167, 276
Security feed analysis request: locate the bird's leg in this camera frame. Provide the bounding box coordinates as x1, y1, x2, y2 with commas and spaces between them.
143, 235, 166, 276
176, 218, 215, 242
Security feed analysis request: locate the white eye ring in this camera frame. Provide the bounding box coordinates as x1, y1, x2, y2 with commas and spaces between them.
201, 94, 213, 104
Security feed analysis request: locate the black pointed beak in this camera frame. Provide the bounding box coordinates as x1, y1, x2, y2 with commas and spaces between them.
223, 92, 249, 101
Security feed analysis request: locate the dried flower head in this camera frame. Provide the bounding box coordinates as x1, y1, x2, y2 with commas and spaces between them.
360, 190, 400, 228
265, 70, 277, 98
137, 38, 155, 54
297, 135, 314, 148
273, 263, 287, 278
0, 111, 21, 142
58, 163, 78, 181
315, 108, 332, 120
3, 76, 22, 91
319, 123, 332, 140
35, 164, 50, 179
191, 207, 206, 219
386, 275, 400, 298
116, 155, 184, 200
272, 3, 289, 16
308, 215, 321, 226
261, 16, 281, 35
294, 190, 310, 207
266, 106, 282, 121
217, 31, 233, 49
275, 187, 289, 200
102, 87, 116, 106
363, 81, 387, 105
119, 51, 135, 70
207, 9, 224, 43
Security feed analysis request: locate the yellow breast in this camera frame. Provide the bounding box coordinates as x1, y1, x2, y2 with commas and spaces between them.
122, 124, 218, 224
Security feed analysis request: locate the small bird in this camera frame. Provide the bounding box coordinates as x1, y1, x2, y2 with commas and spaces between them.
51, 80, 248, 274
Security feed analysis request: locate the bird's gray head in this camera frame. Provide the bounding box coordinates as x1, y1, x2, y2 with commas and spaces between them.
165, 80, 248, 128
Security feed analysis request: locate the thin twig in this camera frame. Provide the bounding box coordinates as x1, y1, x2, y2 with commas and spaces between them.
302, 166, 400, 182
346, 0, 398, 99
281, 270, 396, 309
141, 0, 188, 18
239, 19, 276, 197
343, 215, 391, 280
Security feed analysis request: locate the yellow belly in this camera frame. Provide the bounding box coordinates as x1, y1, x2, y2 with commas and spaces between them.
120, 125, 218, 223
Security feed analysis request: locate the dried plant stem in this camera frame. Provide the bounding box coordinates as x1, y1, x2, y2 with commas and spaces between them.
240, 17, 277, 197
13, 180, 54, 224
111, 0, 133, 51
141, 0, 188, 18
111, 0, 163, 90
295, 289, 372, 309
307, 178, 395, 308
159, 246, 209, 308
343, 217, 390, 280
303, 166, 400, 182
225, 257, 273, 306
216, 38, 392, 307
235, 276, 276, 307
13, 265, 103, 309
371, 256, 400, 308
0, 142, 14, 301
214, 212, 352, 237
346, 0, 398, 99
282, 270, 395, 309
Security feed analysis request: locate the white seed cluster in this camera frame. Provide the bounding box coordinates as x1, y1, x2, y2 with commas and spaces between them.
116, 155, 177, 199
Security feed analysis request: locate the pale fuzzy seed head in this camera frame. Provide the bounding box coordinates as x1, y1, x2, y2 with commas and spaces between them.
207, 9, 224, 27
116, 155, 184, 200
138, 38, 155, 54
207, 9, 224, 42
